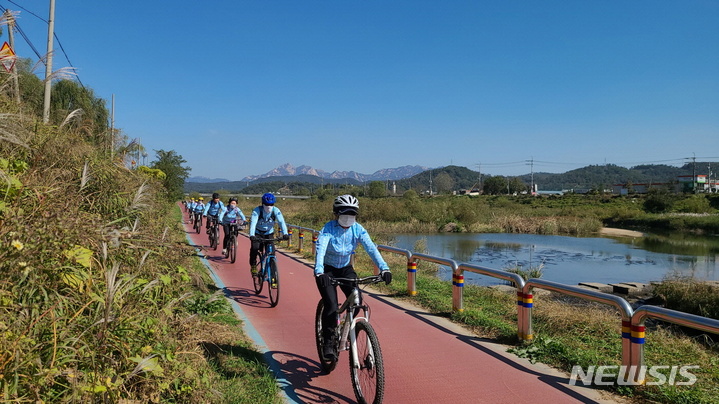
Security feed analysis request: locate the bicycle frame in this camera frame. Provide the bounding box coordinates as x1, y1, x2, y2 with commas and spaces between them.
259, 241, 276, 279
336, 287, 372, 368
341, 280, 387, 375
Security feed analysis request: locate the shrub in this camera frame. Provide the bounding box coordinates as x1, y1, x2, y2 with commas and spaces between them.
644, 190, 675, 213
673, 195, 714, 214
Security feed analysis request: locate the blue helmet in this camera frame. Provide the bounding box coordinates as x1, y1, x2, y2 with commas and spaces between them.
262, 193, 276, 205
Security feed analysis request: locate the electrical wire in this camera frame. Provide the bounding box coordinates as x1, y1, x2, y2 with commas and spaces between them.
2, 1, 84, 87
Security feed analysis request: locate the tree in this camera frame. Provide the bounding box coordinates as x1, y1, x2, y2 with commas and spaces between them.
367, 181, 386, 198
434, 172, 455, 194
150, 150, 190, 201
51, 79, 109, 133
508, 177, 527, 194
483, 176, 508, 195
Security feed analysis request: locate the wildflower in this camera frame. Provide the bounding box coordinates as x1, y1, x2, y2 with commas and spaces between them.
11, 240, 23, 251
18, 262, 27, 267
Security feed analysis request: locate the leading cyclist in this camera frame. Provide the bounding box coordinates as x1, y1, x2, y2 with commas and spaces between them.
248, 193, 289, 276
314, 194, 392, 362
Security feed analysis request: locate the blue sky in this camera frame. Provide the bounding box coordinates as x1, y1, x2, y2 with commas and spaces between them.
4, 0, 718, 180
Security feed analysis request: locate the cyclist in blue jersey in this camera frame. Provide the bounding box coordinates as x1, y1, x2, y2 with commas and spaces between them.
203, 192, 225, 234
191, 197, 205, 227
193, 197, 205, 215
219, 197, 247, 255
314, 194, 392, 361
186, 198, 196, 218
249, 193, 289, 275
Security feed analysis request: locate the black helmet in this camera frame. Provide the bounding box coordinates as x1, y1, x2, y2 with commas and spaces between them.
229, 197, 238, 203
212, 192, 220, 200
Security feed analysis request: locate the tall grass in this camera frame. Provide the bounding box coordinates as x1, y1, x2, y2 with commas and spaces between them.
0, 101, 278, 401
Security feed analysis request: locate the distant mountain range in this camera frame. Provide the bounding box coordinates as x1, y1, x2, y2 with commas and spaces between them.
184, 161, 719, 194
186, 176, 231, 183
240, 163, 428, 182
187, 163, 428, 183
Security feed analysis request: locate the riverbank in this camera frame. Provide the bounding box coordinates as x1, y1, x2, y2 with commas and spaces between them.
599, 227, 645, 238
230, 194, 718, 238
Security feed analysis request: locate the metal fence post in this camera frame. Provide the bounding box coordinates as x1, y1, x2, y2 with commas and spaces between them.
298, 231, 304, 253
407, 260, 417, 296
452, 268, 464, 312
287, 227, 293, 248
629, 306, 719, 384
312, 231, 318, 256
517, 290, 533, 341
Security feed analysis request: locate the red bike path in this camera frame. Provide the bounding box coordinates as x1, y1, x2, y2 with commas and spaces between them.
181, 212, 623, 404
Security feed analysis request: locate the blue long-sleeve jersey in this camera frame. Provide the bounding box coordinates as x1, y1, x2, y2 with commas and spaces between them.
219, 205, 246, 224
203, 200, 225, 216
314, 220, 389, 275
193, 202, 205, 213
249, 206, 288, 236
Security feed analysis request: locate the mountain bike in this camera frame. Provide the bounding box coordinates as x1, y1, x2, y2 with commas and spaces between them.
252, 236, 284, 307
193, 212, 202, 234
315, 275, 385, 404
223, 220, 246, 263
207, 216, 220, 250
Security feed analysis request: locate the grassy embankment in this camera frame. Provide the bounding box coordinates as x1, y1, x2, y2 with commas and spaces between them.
266, 195, 719, 404
251, 192, 719, 237
1, 113, 279, 401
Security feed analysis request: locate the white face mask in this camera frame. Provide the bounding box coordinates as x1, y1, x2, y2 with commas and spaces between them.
263, 205, 273, 215
338, 215, 356, 228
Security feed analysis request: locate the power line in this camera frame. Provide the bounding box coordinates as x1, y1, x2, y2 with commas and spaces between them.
0, 5, 43, 59
2, 2, 84, 87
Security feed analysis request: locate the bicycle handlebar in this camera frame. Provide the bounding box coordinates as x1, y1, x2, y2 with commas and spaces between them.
252, 236, 286, 243
330, 275, 383, 286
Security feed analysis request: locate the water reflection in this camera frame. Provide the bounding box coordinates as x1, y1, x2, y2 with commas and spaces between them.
390, 233, 719, 287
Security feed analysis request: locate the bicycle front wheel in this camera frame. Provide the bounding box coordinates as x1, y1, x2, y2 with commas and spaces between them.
350, 320, 385, 404
211, 227, 218, 250
315, 300, 337, 373
229, 236, 237, 263
267, 258, 280, 307
252, 264, 264, 294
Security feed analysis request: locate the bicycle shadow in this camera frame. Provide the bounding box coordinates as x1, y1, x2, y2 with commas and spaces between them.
266, 350, 355, 404
224, 286, 275, 309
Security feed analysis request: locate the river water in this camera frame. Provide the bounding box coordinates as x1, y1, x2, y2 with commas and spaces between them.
388, 232, 719, 287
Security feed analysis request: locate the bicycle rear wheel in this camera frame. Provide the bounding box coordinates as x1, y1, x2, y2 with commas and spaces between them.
267, 258, 280, 307
315, 300, 338, 373
350, 320, 385, 404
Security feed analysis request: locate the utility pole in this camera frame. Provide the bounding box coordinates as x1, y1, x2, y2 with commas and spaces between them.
4, 10, 20, 104
476, 163, 482, 192
692, 153, 697, 194
42, 0, 56, 124
429, 170, 433, 196
526, 157, 535, 195
110, 94, 115, 158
